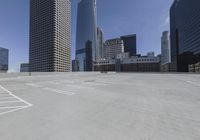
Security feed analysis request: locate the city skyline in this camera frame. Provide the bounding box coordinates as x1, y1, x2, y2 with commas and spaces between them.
0, 0, 173, 72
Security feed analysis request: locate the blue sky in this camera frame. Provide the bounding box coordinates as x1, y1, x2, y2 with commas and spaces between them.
0, 0, 173, 72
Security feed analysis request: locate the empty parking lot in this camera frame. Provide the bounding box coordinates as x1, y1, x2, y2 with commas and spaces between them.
0, 72, 200, 140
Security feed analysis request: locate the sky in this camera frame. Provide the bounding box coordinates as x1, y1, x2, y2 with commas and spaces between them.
0, 0, 173, 72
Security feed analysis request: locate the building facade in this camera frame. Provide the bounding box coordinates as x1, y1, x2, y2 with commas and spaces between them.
161, 31, 171, 65
103, 38, 124, 59
72, 59, 79, 72
20, 63, 29, 72
116, 52, 130, 60
170, 0, 200, 72
94, 56, 160, 72
29, 0, 71, 72
85, 40, 93, 71
76, 0, 97, 71
147, 52, 155, 57
121, 34, 137, 57
189, 62, 200, 73
96, 27, 104, 60
0, 47, 9, 72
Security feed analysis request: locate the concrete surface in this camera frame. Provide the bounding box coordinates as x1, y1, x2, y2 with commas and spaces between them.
0, 72, 200, 140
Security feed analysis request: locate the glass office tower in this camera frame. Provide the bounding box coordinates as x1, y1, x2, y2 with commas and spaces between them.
121, 34, 137, 57
76, 0, 97, 71
170, 0, 200, 72
0, 47, 9, 72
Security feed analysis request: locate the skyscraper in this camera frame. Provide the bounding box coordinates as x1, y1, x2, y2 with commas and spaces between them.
96, 27, 104, 60
121, 34, 137, 57
161, 31, 171, 65
103, 38, 124, 59
170, 0, 200, 72
76, 0, 97, 71
85, 40, 93, 71
29, 0, 71, 72
0, 47, 9, 72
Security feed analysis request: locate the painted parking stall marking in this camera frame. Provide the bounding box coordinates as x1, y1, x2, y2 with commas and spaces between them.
0, 85, 32, 116
25, 80, 97, 96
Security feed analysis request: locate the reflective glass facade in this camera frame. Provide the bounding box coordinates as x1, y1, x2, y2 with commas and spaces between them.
121, 34, 137, 57
76, 0, 97, 71
170, 0, 200, 72
0, 47, 9, 72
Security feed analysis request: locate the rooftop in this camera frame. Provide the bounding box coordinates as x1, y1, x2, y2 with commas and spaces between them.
0, 72, 200, 140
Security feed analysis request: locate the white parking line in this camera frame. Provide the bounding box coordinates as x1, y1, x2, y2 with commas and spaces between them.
66, 84, 94, 90
0, 100, 22, 104
0, 85, 33, 116
82, 82, 107, 86
25, 82, 82, 95
0, 85, 32, 106
43, 87, 75, 95
0, 97, 15, 100
171, 76, 200, 87
25, 83, 41, 88
186, 81, 200, 87
0, 106, 28, 109
0, 106, 30, 116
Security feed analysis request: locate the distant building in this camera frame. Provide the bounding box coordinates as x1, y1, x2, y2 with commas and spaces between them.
76, 0, 97, 71
20, 63, 29, 72
94, 56, 160, 72
0, 47, 9, 72
94, 59, 116, 72
96, 27, 104, 60
72, 59, 79, 72
85, 40, 93, 71
147, 52, 155, 57
103, 38, 124, 59
161, 63, 177, 72
29, 0, 71, 72
161, 31, 173, 72
189, 62, 200, 73
121, 34, 137, 57
116, 52, 129, 59
161, 31, 171, 65
170, 0, 200, 72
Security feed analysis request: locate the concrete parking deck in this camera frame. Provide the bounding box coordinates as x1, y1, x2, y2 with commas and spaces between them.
0, 73, 200, 140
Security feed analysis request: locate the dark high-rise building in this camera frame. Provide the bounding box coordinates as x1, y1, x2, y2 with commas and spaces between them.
29, 0, 71, 72
72, 60, 79, 72
20, 63, 29, 72
0, 47, 9, 72
170, 0, 200, 72
76, 0, 97, 71
85, 40, 93, 71
121, 34, 137, 57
